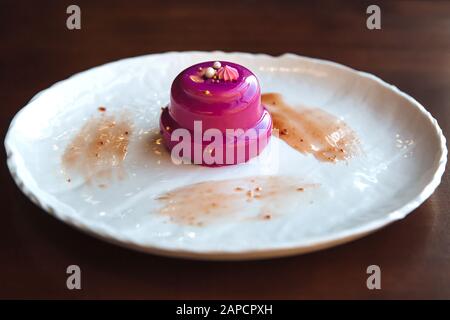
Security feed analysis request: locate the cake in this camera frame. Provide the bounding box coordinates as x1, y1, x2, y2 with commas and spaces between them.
160, 61, 272, 166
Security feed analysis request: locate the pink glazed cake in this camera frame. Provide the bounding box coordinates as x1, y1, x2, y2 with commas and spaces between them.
160, 61, 272, 166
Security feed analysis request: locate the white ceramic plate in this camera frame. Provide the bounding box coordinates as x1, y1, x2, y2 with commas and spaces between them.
5, 51, 447, 260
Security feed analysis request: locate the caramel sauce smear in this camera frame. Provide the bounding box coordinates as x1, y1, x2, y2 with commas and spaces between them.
262, 93, 359, 162
62, 112, 132, 183
156, 176, 315, 226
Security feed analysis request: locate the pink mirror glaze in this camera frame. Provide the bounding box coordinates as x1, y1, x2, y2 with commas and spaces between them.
160, 61, 272, 166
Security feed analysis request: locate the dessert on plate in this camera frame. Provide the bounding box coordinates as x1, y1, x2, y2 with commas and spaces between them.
160, 61, 272, 166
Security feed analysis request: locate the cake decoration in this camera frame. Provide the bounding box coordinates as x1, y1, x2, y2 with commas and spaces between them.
204, 67, 216, 79
217, 65, 239, 81
189, 74, 204, 83
188, 62, 240, 83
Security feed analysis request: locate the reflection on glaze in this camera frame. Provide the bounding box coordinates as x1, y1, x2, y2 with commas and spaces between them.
62, 111, 132, 184
262, 93, 359, 162
156, 176, 316, 226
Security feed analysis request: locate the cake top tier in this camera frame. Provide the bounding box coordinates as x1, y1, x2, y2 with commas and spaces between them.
170, 61, 263, 131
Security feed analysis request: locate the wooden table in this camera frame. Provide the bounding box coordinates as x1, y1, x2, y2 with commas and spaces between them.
1, 0, 449, 299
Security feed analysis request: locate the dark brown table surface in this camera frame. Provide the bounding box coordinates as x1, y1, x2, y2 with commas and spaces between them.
1, 0, 449, 299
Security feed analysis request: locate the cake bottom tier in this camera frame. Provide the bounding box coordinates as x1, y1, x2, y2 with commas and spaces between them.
160, 107, 272, 167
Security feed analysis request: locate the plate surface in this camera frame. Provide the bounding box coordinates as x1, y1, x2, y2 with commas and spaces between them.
5, 51, 447, 260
